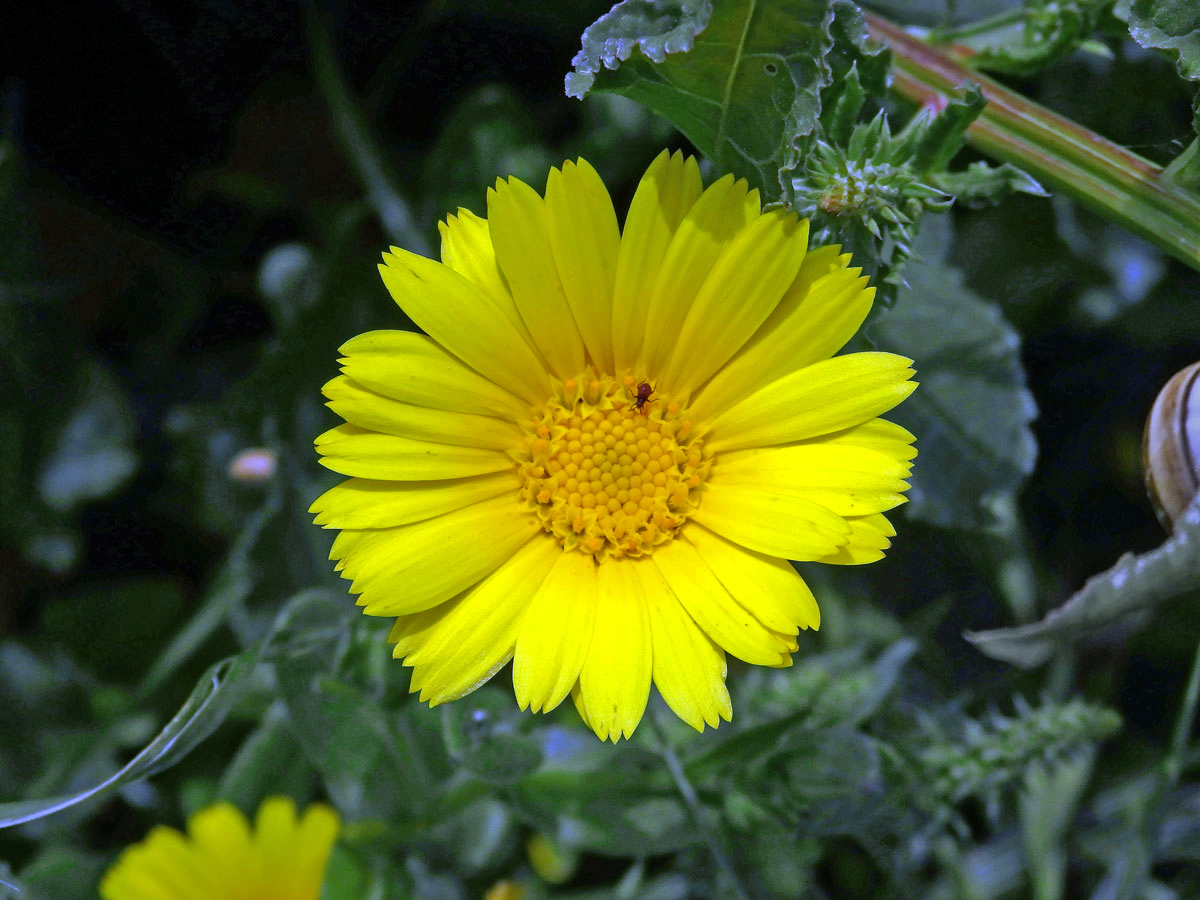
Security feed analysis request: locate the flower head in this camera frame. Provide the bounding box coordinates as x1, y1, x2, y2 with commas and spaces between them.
312, 151, 917, 741
100, 796, 339, 900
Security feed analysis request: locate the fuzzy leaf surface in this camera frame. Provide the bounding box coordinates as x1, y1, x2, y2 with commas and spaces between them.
1116, 0, 1200, 80
966, 497, 1200, 668
963, 0, 1110, 77
567, 0, 844, 199
0, 652, 255, 828
867, 221, 1037, 530
266, 590, 447, 821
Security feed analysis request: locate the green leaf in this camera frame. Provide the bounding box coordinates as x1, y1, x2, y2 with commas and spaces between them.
915, 699, 1119, 811
935, 160, 1049, 206
216, 704, 312, 809
0, 652, 256, 829
1116, 0, 1200, 80
1163, 91, 1200, 188
565, 0, 713, 100
823, 64, 867, 144
1020, 752, 1096, 900
567, 0, 839, 199
822, 0, 889, 99
137, 486, 282, 698
0, 864, 23, 900
867, 219, 1038, 530
440, 690, 544, 786
761, 728, 885, 834
812, 639, 917, 728
910, 82, 987, 174
963, 0, 1112, 77
433, 799, 518, 875
266, 590, 446, 820
966, 497, 1200, 668
731, 639, 917, 732
16, 844, 107, 900
1157, 790, 1200, 862
516, 751, 691, 856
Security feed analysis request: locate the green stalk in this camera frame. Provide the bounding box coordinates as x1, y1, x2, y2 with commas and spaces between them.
865, 12, 1200, 274
306, 7, 430, 257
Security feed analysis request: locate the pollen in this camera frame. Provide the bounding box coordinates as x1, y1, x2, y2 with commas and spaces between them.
517, 371, 711, 561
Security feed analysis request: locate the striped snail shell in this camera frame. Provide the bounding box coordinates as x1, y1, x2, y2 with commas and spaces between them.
1144, 361, 1200, 531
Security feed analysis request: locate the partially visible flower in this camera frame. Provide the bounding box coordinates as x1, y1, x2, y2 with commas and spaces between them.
526, 832, 578, 884
312, 151, 917, 741
100, 796, 339, 900
484, 879, 527, 900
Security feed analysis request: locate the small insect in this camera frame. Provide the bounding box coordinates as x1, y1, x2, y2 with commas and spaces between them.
632, 381, 657, 415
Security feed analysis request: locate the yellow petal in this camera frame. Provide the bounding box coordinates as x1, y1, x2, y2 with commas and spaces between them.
612, 151, 703, 371
315, 424, 514, 480
322, 375, 523, 450
683, 524, 820, 631
569, 682, 595, 735
338, 330, 528, 421
637, 561, 731, 731
187, 804, 254, 876
651, 538, 794, 665
254, 799, 302, 896
706, 353, 917, 453
639, 173, 757, 376
546, 159, 620, 373
692, 263, 873, 420
658, 209, 809, 394
710, 443, 912, 516
287, 804, 340, 900
513, 550, 597, 713
404, 536, 561, 705
101, 827, 217, 900
253, 795, 297, 840
691, 481, 851, 561
332, 495, 541, 616
487, 177, 586, 379
310, 472, 519, 529
789, 243, 850, 282
439, 209, 544, 355
574, 560, 653, 741
810, 513, 895, 565
820, 417, 918, 462
388, 602, 454, 661
773, 269, 873, 370
379, 248, 551, 405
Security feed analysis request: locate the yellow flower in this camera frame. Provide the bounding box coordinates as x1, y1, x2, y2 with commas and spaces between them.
99, 797, 339, 900
312, 151, 917, 741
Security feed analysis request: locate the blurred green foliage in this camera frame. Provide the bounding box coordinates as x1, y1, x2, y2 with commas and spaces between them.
4, 0, 1200, 898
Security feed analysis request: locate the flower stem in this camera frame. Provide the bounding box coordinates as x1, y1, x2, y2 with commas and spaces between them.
864, 12, 1200, 275
306, 7, 430, 257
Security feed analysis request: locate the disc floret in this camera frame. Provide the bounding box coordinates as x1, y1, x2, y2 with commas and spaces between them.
517, 372, 710, 560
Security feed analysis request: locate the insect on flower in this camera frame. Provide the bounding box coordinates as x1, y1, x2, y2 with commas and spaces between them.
632, 381, 656, 415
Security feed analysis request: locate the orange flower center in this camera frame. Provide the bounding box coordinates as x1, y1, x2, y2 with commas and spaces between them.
517, 372, 710, 560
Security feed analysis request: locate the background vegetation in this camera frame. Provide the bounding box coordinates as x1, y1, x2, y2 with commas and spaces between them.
3, 0, 1200, 897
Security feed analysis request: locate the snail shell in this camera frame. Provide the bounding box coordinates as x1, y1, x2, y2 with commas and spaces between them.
1144, 361, 1200, 531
